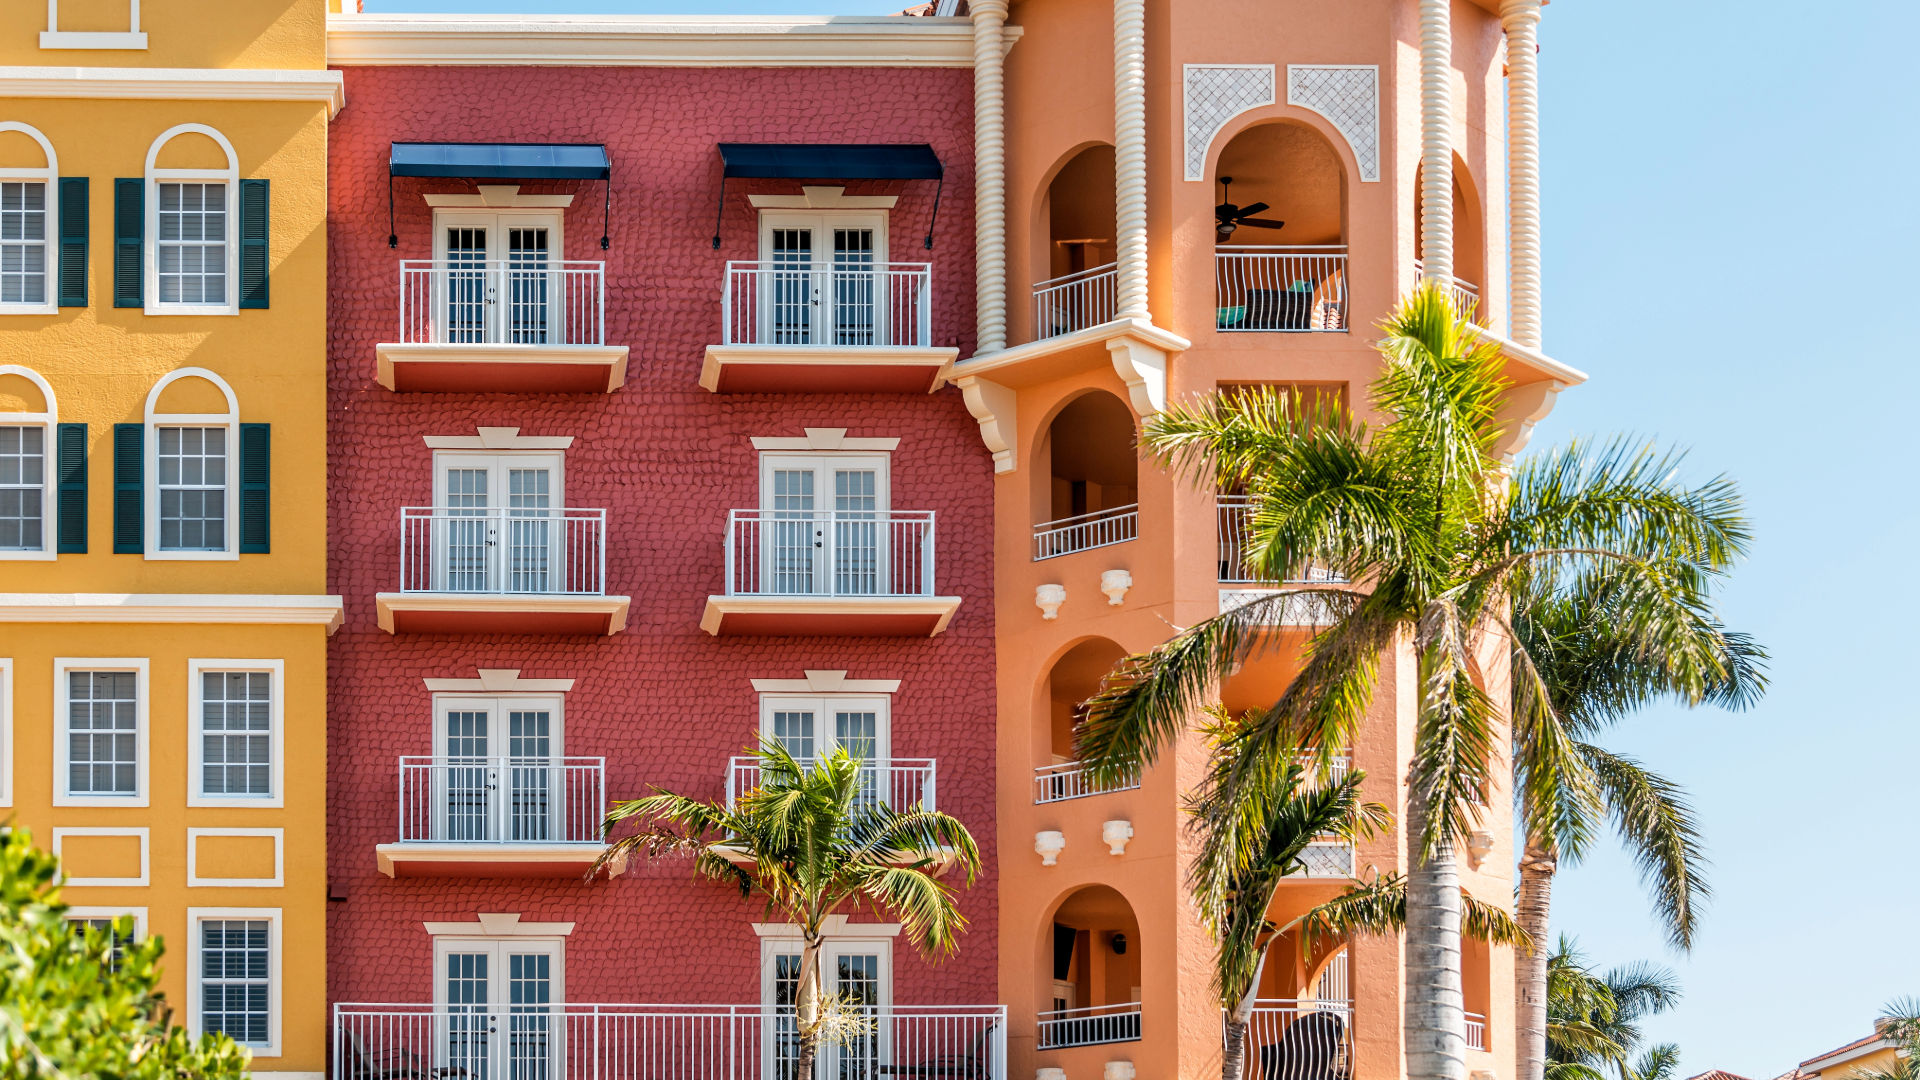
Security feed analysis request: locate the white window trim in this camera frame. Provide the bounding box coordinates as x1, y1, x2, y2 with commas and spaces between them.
756, 209, 890, 265
65, 905, 150, 940
187, 658, 284, 808
143, 123, 240, 317
430, 692, 567, 756
0, 365, 58, 560
53, 657, 149, 807
757, 930, 895, 1010
143, 367, 240, 561
0, 124, 59, 316
187, 906, 282, 1056
430, 933, 568, 1010
187, 827, 284, 888
0, 658, 12, 806
757, 692, 892, 762
41, 0, 148, 50
51, 827, 150, 886
431, 448, 567, 510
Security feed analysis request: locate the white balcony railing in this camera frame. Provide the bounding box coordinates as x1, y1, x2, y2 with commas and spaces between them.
398, 260, 606, 346
1032, 761, 1140, 804
1030, 263, 1117, 341
1216, 496, 1346, 585
335, 1003, 1006, 1080
1236, 999, 1353, 1080
1215, 247, 1348, 332
722, 510, 936, 598
1414, 260, 1481, 319
396, 756, 605, 845
727, 756, 937, 812
1032, 504, 1137, 561
398, 507, 607, 595
721, 261, 933, 348
1037, 1002, 1141, 1050
1466, 1011, 1488, 1051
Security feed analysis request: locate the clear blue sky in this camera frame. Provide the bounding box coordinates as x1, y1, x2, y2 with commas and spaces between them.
364, 0, 1920, 1073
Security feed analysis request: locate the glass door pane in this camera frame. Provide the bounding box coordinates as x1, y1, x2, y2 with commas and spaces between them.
770, 468, 820, 594
506, 228, 550, 345
446, 227, 491, 343
830, 951, 882, 1080
771, 229, 815, 345
505, 951, 554, 1080
444, 467, 494, 592
444, 710, 494, 841
507, 710, 552, 841
506, 468, 552, 594
832, 229, 876, 346
833, 470, 879, 596
772, 952, 804, 1080
836, 710, 877, 809
444, 951, 494, 1080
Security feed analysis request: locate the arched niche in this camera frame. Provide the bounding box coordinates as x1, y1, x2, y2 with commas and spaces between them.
1040, 885, 1143, 1032
1042, 144, 1116, 280
1037, 637, 1127, 764
1213, 121, 1347, 247
1413, 153, 1487, 307
1032, 389, 1137, 527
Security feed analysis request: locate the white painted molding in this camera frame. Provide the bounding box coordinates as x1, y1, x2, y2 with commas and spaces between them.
65, 906, 149, 940
53, 827, 150, 886
1491, 379, 1565, 462
751, 670, 901, 694
749, 428, 900, 452
1100, 569, 1132, 606
41, 0, 146, 50
1035, 584, 1065, 620
1287, 66, 1381, 182
0, 594, 345, 634
186, 828, 285, 888
748, 186, 898, 209
424, 186, 575, 208
423, 668, 578, 693
1106, 337, 1166, 416
328, 15, 1021, 69
1182, 64, 1274, 181
185, 907, 283, 1054
753, 915, 902, 938
953, 376, 1015, 474
0, 67, 344, 118
423, 913, 577, 937
422, 427, 576, 449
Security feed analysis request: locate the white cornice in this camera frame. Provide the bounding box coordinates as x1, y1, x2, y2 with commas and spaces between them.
751, 670, 901, 694
0, 593, 344, 634
326, 14, 1021, 69
423, 427, 575, 449
423, 668, 576, 693
424, 913, 577, 937
753, 915, 901, 938
0, 67, 345, 119
751, 428, 899, 452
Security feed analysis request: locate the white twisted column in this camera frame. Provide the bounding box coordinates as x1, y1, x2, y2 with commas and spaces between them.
1502, 0, 1543, 349
1113, 0, 1150, 321
1418, 0, 1454, 287
971, 0, 1010, 354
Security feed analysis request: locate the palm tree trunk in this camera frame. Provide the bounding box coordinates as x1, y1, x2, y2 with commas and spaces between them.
1406, 838, 1466, 1080
1515, 844, 1556, 1080
1224, 1017, 1251, 1080
795, 934, 824, 1080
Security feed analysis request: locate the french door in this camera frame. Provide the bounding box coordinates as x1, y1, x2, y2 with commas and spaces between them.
434, 453, 564, 594
758, 455, 888, 597
757, 213, 888, 346
760, 695, 891, 808
434, 212, 563, 345
766, 941, 890, 1080
432, 696, 564, 842
437, 938, 565, 1080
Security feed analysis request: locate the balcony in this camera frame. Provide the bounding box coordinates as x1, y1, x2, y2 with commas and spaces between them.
1030, 263, 1117, 342
727, 756, 937, 812
1032, 761, 1140, 804
373, 756, 608, 878
700, 510, 961, 637
334, 1004, 1006, 1080
1214, 247, 1348, 332
1217, 496, 1346, 585
373, 507, 633, 635
1467, 1011, 1488, 1051
701, 261, 958, 394
1037, 1002, 1141, 1050
375, 260, 630, 393
1032, 504, 1137, 561
1237, 999, 1353, 1080
1414, 260, 1483, 322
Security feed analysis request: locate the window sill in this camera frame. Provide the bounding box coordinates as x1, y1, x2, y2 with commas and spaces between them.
187, 795, 285, 810
142, 304, 239, 317
0, 303, 57, 316
0, 550, 57, 561
53, 795, 151, 809
144, 549, 239, 561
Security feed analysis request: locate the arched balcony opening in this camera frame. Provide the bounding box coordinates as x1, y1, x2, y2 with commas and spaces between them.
1236, 910, 1354, 1080
1463, 935, 1491, 1051
1031, 391, 1138, 560
1212, 122, 1349, 333
1413, 153, 1488, 322
1032, 144, 1117, 340
1032, 638, 1135, 803
1040, 886, 1143, 1052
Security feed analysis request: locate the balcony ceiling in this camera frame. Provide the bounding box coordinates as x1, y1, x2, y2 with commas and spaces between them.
375, 593, 633, 635
377, 343, 630, 394
700, 345, 957, 394
375, 842, 611, 878
700, 595, 962, 637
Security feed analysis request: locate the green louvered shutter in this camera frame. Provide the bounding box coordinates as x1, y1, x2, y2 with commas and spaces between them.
112, 423, 142, 553
238, 179, 269, 310
112, 179, 142, 308
56, 423, 86, 553
239, 423, 269, 553
57, 178, 88, 308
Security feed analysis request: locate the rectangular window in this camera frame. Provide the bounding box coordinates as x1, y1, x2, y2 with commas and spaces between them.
157, 183, 226, 305
199, 919, 269, 1046
68, 671, 137, 796
68, 916, 134, 972
201, 671, 270, 797
157, 426, 226, 551
0, 426, 45, 550
0, 183, 47, 306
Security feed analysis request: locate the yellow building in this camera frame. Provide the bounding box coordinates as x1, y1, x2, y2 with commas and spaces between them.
0, 1, 340, 1074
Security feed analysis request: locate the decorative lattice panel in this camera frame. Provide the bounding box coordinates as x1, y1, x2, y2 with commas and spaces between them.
1287, 65, 1380, 182
1183, 65, 1275, 181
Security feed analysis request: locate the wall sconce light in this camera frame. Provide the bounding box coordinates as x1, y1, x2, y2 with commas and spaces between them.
1111, 932, 1127, 955
1466, 830, 1494, 870
1102, 820, 1134, 855
1035, 831, 1066, 865
1036, 584, 1066, 620
1100, 569, 1132, 606
1105, 1063, 1137, 1080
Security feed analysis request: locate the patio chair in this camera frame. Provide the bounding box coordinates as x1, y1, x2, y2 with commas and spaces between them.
878, 1020, 998, 1079
1255, 1009, 1347, 1080
340, 1029, 468, 1080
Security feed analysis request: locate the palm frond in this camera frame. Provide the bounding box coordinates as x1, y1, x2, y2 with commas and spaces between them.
1580, 744, 1710, 951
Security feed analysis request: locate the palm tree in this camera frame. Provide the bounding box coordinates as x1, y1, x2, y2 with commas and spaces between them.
1544, 937, 1681, 1080
1076, 286, 1749, 1080
591, 742, 981, 1080
1847, 998, 1920, 1080
1511, 568, 1767, 1080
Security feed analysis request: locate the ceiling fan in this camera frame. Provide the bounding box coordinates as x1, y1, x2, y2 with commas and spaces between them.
1215, 176, 1285, 239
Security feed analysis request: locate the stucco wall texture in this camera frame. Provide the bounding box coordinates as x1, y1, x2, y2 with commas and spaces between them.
325, 66, 996, 1008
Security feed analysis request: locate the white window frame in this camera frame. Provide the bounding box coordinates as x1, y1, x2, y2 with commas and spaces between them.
757, 452, 890, 513
430, 935, 568, 1009
53, 657, 149, 807
40, 0, 148, 50
65, 906, 149, 941
51, 827, 149, 886
0, 657, 12, 806
756, 210, 889, 265
431, 450, 567, 508
0, 123, 58, 316
431, 693, 567, 755
187, 658, 284, 808
759, 929, 895, 1080
144, 123, 240, 317
0, 365, 58, 560
144, 367, 239, 561
756, 693, 892, 763
187, 907, 282, 1055
186, 827, 285, 888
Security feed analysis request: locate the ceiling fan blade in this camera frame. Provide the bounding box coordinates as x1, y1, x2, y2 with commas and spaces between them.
1215, 203, 1239, 219
1239, 218, 1287, 229
1237, 202, 1270, 218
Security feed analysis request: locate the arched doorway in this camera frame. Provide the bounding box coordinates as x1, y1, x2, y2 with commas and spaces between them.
1039, 886, 1143, 1051
1033, 144, 1117, 339
1032, 391, 1138, 559
1212, 121, 1349, 332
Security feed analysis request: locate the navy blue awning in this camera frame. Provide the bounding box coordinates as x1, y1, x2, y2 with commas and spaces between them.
717, 143, 943, 181
390, 143, 611, 180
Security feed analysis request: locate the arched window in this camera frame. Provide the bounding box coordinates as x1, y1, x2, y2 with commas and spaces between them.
140, 368, 240, 559
0, 365, 59, 558
0, 122, 59, 315
141, 124, 241, 315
